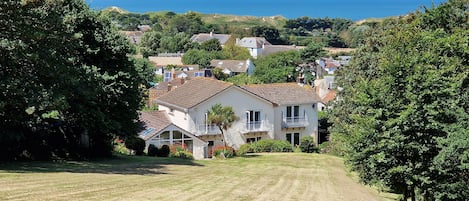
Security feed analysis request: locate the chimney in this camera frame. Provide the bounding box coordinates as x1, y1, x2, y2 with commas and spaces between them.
210, 30, 214, 37
262, 42, 265, 49
180, 78, 185, 85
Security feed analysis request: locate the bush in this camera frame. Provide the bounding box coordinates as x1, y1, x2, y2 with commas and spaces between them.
147, 144, 158, 156
113, 138, 129, 155
250, 139, 292, 153
157, 145, 170, 157
125, 136, 146, 155
212, 146, 235, 158
237, 143, 252, 156
169, 145, 194, 160
300, 136, 317, 153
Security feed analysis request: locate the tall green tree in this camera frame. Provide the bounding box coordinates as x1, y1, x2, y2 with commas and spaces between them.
200, 38, 222, 52
139, 31, 162, 57
329, 1, 469, 200
253, 51, 300, 83
0, 0, 151, 160
206, 104, 239, 148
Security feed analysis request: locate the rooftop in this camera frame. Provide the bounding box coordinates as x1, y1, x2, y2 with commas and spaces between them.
210, 59, 250, 73
138, 111, 172, 140
242, 83, 321, 105
190, 33, 232, 45
156, 77, 233, 110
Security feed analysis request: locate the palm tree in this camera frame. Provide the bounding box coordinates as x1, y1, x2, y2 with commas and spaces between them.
206, 104, 239, 148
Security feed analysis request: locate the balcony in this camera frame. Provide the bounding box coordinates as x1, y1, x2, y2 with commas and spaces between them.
242, 120, 271, 133
194, 124, 221, 136
282, 116, 308, 128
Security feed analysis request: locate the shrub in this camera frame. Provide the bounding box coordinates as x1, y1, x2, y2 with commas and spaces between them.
300, 136, 317, 153
125, 136, 146, 155
169, 145, 193, 160
113, 138, 129, 155
157, 145, 170, 157
171, 149, 194, 160
237, 143, 252, 156
318, 142, 331, 154
147, 144, 158, 156
250, 139, 293, 153
212, 146, 235, 158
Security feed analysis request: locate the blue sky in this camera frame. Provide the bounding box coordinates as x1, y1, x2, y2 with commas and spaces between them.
86, 0, 446, 20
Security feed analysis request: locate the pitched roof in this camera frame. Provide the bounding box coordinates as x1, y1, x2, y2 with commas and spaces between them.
148, 56, 183, 66
190, 33, 232, 45
237, 37, 271, 48
260, 45, 304, 56
241, 83, 321, 105
156, 77, 233, 110
138, 111, 172, 140
210, 59, 250, 73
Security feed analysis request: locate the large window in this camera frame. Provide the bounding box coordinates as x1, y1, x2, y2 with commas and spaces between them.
246, 110, 261, 130
286, 133, 300, 146
286, 106, 300, 122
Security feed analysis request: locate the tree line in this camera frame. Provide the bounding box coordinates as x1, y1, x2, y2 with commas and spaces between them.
329, 0, 468, 200
0, 0, 154, 160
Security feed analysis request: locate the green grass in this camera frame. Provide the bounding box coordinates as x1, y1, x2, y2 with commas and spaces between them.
0, 153, 395, 201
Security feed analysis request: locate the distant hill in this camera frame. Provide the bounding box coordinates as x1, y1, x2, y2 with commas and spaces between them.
201, 14, 287, 29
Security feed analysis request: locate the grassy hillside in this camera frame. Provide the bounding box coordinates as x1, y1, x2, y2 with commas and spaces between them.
201, 14, 287, 29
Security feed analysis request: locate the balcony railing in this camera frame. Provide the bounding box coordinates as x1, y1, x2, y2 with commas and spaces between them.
242, 120, 271, 133
282, 116, 308, 128
195, 124, 220, 136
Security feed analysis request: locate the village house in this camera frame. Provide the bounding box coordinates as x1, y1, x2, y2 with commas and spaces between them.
210, 59, 255, 76
140, 78, 321, 159
236, 37, 271, 58
236, 37, 304, 58
190, 31, 232, 46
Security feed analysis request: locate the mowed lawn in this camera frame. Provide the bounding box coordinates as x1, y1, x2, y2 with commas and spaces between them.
0, 153, 394, 201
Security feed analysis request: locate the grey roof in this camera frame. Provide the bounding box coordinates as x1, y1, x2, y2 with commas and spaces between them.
260, 45, 303, 56
241, 83, 321, 105
210, 59, 250, 73
156, 77, 233, 110
237, 37, 271, 48
138, 111, 172, 140
190, 33, 232, 45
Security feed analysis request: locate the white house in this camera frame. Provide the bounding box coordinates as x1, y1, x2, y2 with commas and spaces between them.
141, 78, 321, 159
236, 37, 271, 58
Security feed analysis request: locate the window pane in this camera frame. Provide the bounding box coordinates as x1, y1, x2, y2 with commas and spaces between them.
294, 133, 300, 146
173, 131, 182, 139
160, 131, 170, 140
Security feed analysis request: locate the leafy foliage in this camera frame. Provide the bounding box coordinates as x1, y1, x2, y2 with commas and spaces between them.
147, 144, 158, 156
207, 104, 239, 148
249, 139, 293, 153
0, 0, 151, 160
329, 1, 469, 200
200, 38, 222, 52
125, 137, 146, 156
212, 145, 235, 158
299, 136, 317, 153
253, 51, 300, 83
157, 145, 170, 157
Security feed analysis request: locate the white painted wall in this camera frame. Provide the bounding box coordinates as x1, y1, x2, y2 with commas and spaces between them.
188, 87, 274, 149
273, 103, 319, 144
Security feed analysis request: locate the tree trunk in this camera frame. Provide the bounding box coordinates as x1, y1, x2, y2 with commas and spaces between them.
410, 186, 416, 201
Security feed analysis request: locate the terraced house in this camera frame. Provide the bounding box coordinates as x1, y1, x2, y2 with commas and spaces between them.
139, 78, 321, 159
